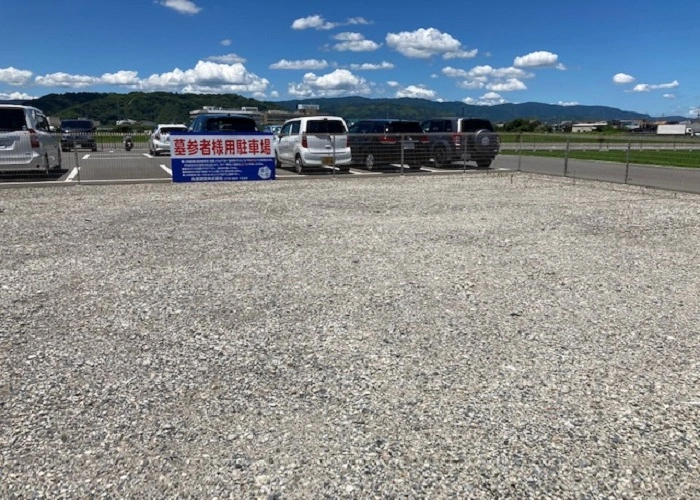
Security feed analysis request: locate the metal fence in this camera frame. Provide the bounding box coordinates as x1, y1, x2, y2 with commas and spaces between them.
2, 131, 700, 194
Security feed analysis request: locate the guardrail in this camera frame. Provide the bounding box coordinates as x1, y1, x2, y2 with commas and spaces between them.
1, 132, 699, 193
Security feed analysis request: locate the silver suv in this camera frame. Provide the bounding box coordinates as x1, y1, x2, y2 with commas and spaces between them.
421, 118, 499, 168
0, 105, 62, 174
274, 116, 351, 174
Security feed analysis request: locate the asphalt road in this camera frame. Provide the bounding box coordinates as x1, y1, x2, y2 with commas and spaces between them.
2, 146, 700, 194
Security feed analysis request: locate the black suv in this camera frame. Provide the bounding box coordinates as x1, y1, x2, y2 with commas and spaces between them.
348, 119, 430, 170
60, 119, 97, 152
188, 114, 258, 133
420, 118, 499, 168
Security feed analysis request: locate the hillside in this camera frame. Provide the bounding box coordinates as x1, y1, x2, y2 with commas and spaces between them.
4, 92, 684, 126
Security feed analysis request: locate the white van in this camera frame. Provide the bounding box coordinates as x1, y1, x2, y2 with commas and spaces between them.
274, 116, 352, 173
0, 105, 62, 174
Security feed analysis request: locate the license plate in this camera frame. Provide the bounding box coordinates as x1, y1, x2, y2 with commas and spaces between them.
403, 142, 415, 150
322, 156, 335, 166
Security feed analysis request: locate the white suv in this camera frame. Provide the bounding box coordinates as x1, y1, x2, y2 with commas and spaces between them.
274, 116, 351, 173
148, 123, 189, 156
0, 105, 61, 175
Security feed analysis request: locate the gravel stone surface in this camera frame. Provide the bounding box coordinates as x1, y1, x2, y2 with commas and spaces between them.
1, 174, 699, 498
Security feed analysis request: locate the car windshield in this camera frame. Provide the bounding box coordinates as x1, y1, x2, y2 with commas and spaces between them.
306, 120, 346, 134
0, 108, 26, 131
205, 117, 257, 132
460, 119, 495, 132
61, 120, 92, 130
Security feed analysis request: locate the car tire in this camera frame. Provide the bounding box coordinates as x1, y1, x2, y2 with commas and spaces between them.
432, 146, 448, 168
294, 154, 305, 174
364, 152, 375, 171
477, 159, 492, 169
153, 149, 160, 157
275, 153, 281, 169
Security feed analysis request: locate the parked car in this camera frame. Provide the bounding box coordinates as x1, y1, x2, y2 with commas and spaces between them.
188, 114, 258, 133
263, 124, 282, 135
148, 123, 189, 156
347, 119, 430, 170
0, 105, 62, 174
420, 118, 500, 168
60, 118, 97, 152
275, 116, 351, 174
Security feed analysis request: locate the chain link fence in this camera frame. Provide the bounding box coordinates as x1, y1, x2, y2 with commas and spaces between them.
1, 131, 700, 193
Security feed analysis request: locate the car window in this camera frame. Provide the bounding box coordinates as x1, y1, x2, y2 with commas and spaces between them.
386, 121, 423, 133
306, 120, 346, 134
0, 108, 27, 131
161, 126, 188, 134
280, 122, 292, 136
460, 119, 495, 132
61, 120, 93, 130
205, 117, 257, 132
290, 121, 300, 134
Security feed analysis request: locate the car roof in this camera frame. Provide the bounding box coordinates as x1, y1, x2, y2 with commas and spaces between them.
157, 123, 188, 127
197, 113, 255, 119
355, 119, 419, 123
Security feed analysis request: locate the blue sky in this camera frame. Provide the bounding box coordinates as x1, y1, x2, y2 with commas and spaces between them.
1, 1, 698, 118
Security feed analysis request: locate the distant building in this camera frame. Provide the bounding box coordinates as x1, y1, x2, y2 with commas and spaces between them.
189, 105, 320, 128
571, 121, 608, 133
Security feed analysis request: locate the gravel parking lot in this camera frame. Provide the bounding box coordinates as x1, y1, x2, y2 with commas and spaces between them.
1, 174, 699, 498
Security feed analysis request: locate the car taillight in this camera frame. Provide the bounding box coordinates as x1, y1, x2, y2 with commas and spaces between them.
301, 132, 308, 148
378, 135, 397, 144
29, 129, 40, 148
419, 134, 430, 144
451, 133, 461, 146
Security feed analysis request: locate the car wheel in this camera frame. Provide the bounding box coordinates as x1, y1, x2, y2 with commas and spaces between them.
364, 152, 375, 171
275, 152, 281, 168
432, 146, 447, 168
153, 149, 160, 157
477, 159, 492, 169
91, 144, 98, 152
294, 154, 305, 174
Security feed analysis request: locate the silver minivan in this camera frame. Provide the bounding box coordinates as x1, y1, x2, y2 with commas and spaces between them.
274, 116, 352, 174
0, 105, 62, 174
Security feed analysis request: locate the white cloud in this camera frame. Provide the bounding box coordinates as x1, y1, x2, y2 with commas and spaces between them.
139, 61, 269, 94
270, 90, 280, 98
0, 66, 33, 86
513, 51, 562, 68
220, 39, 232, 47
349, 62, 394, 70
458, 80, 486, 90
613, 73, 635, 84
463, 92, 508, 106
292, 14, 337, 30
557, 101, 579, 106
386, 28, 466, 59
100, 71, 140, 85
688, 107, 700, 118
159, 0, 202, 15
631, 80, 679, 92
269, 59, 329, 70
35, 72, 98, 88
663, 93, 675, 99
332, 32, 380, 52
386, 81, 400, 87
207, 53, 247, 64
486, 78, 527, 92
395, 85, 437, 99
287, 69, 370, 97
0, 91, 35, 100
443, 49, 478, 60
291, 15, 371, 30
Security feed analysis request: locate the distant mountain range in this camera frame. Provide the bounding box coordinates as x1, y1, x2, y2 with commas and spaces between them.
1, 92, 686, 125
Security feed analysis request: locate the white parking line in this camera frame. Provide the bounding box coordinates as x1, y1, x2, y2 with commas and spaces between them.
159, 164, 172, 176
349, 168, 381, 175
143, 153, 152, 158
66, 167, 79, 182
82, 154, 90, 160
